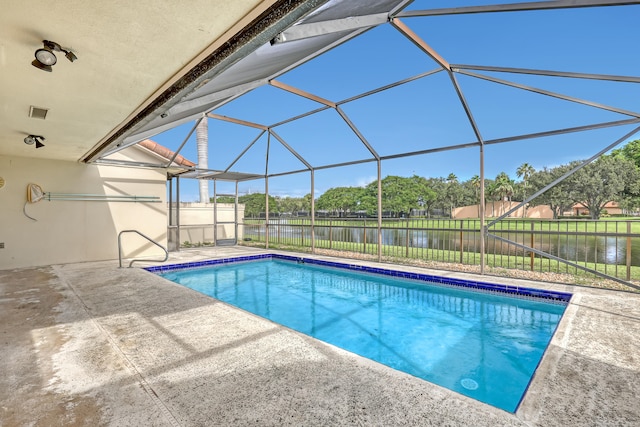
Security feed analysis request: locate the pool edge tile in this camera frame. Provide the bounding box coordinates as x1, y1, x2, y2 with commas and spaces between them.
145, 253, 572, 304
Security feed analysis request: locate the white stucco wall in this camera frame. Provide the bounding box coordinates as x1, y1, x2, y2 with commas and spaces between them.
0, 153, 167, 269
453, 202, 554, 219
170, 203, 245, 246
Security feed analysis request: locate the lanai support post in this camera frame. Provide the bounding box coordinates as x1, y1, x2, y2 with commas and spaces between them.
265, 177, 269, 248
265, 134, 270, 249
377, 159, 382, 262
480, 146, 486, 274
168, 177, 174, 251
168, 178, 173, 226
176, 176, 181, 252
213, 180, 218, 245
235, 181, 239, 245
311, 169, 315, 253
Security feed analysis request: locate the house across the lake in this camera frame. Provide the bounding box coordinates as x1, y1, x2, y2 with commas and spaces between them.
453, 200, 632, 219
571, 201, 624, 217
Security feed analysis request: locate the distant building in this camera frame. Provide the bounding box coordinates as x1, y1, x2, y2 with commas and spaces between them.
570, 201, 623, 216
453, 201, 553, 219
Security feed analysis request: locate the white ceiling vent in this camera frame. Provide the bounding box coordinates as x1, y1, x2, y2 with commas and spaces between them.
29, 106, 49, 120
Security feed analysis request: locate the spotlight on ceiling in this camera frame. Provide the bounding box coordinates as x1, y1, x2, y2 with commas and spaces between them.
65, 50, 77, 62
24, 135, 45, 148
32, 40, 77, 72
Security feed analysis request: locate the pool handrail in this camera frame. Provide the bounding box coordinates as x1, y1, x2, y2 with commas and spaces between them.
118, 229, 169, 268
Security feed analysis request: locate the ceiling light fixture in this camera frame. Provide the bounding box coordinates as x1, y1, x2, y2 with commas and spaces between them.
32, 40, 77, 72
24, 135, 45, 148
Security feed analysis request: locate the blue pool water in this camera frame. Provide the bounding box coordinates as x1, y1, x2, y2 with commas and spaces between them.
156, 257, 568, 412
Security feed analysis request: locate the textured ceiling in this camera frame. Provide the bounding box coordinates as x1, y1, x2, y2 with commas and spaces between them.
0, 0, 284, 161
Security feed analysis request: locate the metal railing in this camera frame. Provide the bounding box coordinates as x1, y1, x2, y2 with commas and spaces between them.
240, 218, 640, 286
118, 230, 169, 268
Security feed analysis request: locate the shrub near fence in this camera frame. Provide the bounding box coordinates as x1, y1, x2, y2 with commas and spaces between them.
240, 217, 640, 288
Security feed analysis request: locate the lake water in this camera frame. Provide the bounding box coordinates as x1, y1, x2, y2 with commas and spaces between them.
248, 222, 640, 266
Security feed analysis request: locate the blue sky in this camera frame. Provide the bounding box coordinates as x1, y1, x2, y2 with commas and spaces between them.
153, 1, 640, 201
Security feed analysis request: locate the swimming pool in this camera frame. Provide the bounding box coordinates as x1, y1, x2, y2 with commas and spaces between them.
149, 254, 570, 412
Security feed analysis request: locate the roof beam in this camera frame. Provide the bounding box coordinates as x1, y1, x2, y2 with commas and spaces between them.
270, 105, 332, 128
269, 129, 313, 170
269, 79, 336, 107
271, 69, 444, 127
338, 68, 443, 105
335, 106, 380, 160
390, 18, 450, 71
485, 117, 640, 146
391, 18, 486, 146
166, 116, 205, 167
102, 115, 640, 174
162, 80, 266, 118
448, 73, 486, 145
451, 64, 640, 84
265, 114, 640, 173
458, 69, 640, 118
207, 113, 269, 130
396, 0, 640, 17
224, 130, 266, 173
271, 13, 388, 44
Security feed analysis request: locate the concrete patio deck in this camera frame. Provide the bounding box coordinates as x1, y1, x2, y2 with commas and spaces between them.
1, 246, 639, 426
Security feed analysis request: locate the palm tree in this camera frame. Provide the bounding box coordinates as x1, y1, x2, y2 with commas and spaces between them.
516, 163, 535, 217
196, 117, 209, 203
486, 181, 498, 217
446, 173, 459, 218
494, 172, 514, 216
470, 174, 481, 217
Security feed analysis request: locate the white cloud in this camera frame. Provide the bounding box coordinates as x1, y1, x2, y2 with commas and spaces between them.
354, 175, 377, 187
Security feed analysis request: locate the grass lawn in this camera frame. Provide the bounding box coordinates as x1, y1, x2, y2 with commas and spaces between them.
241, 217, 640, 288
245, 217, 640, 234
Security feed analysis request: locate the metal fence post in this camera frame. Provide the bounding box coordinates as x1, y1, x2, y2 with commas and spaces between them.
627, 221, 632, 281
530, 222, 535, 271
329, 219, 333, 249
363, 218, 367, 254
459, 221, 464, 264
406, 221, 410, 258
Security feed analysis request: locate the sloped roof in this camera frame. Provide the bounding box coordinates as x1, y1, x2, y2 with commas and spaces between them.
137, 139, 196, 167
87, 0, 407, 160
89, 0, 640, 175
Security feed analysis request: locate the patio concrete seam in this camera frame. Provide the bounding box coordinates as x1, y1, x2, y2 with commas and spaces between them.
52, 265, 183, 427
557, 293, 582, 349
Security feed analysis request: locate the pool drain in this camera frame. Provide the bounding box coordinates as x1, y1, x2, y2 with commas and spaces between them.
461, 378, 479, 390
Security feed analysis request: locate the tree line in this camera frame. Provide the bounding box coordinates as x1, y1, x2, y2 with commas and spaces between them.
214, 139, 640, 220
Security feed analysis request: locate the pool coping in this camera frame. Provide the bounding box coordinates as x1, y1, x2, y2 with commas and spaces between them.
145, 253, 572, 304
6, 247, 639, 425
